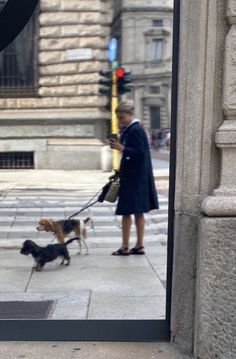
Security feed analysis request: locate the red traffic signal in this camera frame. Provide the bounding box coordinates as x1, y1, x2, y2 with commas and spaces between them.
116, 67, 125, 78
116, 66, 132, 95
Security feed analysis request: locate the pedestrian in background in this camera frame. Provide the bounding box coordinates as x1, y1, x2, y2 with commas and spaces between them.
109, 101, 159, 255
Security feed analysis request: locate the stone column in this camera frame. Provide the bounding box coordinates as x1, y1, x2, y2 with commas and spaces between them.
202, 1, 236, 212
171, 0, 226, 355
196, 1, 236, 358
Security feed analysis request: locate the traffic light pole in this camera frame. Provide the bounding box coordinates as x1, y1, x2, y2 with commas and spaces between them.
111, 64, 119, 171
102, 39, 132, 171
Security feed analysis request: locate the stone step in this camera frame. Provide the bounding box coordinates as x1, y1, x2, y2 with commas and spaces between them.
0, 233, 168, 249
0, 222, 168, 236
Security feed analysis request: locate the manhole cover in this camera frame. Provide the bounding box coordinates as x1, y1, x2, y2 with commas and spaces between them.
0, 301, 53, 319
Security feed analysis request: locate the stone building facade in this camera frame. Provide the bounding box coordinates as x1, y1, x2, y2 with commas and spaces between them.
0, 0, 112, 169
172, 0, 236, 357
112, 0, 173, 134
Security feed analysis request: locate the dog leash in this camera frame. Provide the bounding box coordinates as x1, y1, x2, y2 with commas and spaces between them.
66, 171, 120, 220
67, 188, 101, 219
49, 177, 118, 243
48, 189, 101, 244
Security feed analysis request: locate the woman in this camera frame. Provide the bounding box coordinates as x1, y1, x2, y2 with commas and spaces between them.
109, 101, 159, 255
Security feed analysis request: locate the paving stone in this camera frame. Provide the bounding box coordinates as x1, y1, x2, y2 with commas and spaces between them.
88, 294, 166, 320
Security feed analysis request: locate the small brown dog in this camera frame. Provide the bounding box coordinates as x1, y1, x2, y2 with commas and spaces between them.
36, 217, 90, 254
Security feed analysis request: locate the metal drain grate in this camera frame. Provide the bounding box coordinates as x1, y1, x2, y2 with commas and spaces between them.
0, 301, 53, 319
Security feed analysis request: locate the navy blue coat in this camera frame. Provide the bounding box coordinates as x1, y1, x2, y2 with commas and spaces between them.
116, 122, 159, 215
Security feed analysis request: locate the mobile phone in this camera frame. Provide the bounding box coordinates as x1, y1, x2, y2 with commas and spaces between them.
109, 134, 118, 141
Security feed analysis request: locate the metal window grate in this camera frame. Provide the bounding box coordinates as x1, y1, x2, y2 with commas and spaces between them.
0, 152, 34, 169
0, 301, 54, 319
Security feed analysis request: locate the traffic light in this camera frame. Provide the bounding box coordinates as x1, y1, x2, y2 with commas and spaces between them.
116, 66, 132, 95
98, 69, 112, 95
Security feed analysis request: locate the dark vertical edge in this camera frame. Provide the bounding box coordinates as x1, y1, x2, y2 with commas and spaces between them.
165, 0, 180, 334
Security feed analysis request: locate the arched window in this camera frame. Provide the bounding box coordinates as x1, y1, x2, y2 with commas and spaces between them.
0, 0, 38, 97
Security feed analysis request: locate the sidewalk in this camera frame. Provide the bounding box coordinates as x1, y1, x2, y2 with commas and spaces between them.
0, 169, 168, 320
0, 341, 192, 359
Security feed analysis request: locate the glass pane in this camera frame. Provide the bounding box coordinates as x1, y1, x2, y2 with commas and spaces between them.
152, 39, 163, 60
0, 0, 174, 328
153, 19, 163, 27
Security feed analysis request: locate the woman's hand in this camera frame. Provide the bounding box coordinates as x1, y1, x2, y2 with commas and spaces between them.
109, 139, 124, 152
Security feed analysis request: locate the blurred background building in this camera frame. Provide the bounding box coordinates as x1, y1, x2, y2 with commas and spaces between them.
0, 0, 113, 169
0, 0, 172, 170
112, 0, 173, 140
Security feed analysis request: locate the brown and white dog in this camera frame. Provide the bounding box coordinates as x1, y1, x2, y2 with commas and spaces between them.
36, 217, 90, 254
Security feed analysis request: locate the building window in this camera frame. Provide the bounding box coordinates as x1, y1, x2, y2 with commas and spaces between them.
151, 39, 163, 61
0, 1, 38, 97
150, 86, 160, 94
0, 152, 34, 169
150, 106, 161, 129
152, 20, 163, 27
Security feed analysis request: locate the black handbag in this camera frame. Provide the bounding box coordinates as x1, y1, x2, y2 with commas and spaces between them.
98, 172, 120, 203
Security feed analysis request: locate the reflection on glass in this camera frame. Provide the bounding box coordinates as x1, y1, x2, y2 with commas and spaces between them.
0, 0, 173, 322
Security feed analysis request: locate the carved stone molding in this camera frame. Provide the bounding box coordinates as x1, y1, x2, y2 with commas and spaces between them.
227, 0, 236, 24
202, 1, 236, 216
